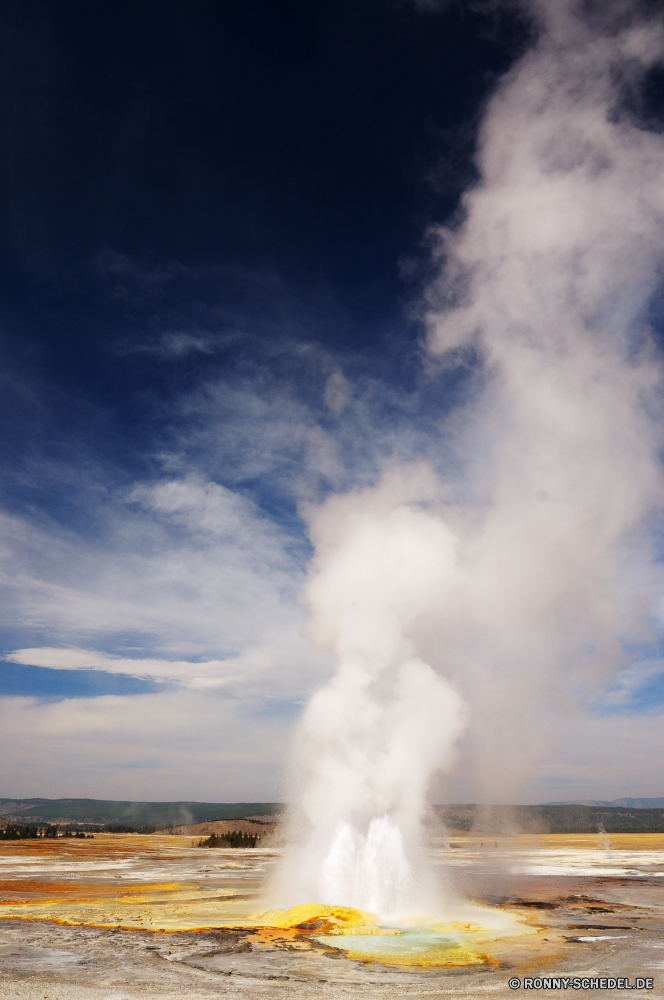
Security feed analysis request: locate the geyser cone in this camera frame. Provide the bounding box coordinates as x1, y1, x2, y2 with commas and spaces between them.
272, 472, 467, 918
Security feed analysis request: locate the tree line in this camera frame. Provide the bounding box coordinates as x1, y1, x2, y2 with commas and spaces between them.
198, 831, 260, 848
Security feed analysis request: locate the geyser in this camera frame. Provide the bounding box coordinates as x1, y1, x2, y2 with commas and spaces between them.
275, 0, 664, 919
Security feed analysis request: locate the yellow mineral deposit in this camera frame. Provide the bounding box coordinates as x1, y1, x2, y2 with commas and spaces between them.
249, 900, 540, 967
0, 834, 267, 932
1, 832, 662, 971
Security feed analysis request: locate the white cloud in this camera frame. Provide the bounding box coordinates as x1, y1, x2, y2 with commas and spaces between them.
4, 635, 325, 700
0, 692, 292, 800
0, 470, 333, 735
5, 647, 228, 686
0, 476, 301, 655
324, 368, 353, 415
143, 332, 217, 357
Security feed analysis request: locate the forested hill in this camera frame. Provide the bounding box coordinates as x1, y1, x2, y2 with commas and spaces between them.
437, 804, 664, 833
551, 798, 664, 808
2, 798, 663, 833
0, 799, 283, 827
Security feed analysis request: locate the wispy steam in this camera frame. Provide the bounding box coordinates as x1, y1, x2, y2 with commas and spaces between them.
421, 0, 664, 794
276, 0, 664, 916
273, 466, 467, 916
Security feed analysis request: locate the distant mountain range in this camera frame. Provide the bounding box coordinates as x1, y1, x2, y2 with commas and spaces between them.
436, 803, 664, 833
0, 798, 283, 827
545, 798, 664, 808
1, 797, 663, 833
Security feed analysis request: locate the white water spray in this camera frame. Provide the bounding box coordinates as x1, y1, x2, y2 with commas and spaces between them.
273, 471, 466, 917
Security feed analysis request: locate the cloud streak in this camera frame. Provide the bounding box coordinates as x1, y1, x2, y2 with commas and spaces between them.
0, 470, 333, 714
0, 691, 291, 800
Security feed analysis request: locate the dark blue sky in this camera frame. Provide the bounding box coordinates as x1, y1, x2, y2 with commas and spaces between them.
0, 0, 526, 486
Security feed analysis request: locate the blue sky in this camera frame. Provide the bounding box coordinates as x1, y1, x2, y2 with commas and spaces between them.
1, 0, 663, 803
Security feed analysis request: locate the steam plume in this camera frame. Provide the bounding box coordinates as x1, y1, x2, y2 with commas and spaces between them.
275, 0, 664, 917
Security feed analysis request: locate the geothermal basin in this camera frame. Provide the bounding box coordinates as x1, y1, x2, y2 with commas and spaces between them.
0, 832, 662, 999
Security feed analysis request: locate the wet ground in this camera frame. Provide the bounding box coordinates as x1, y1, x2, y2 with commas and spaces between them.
0, 833, 662, 998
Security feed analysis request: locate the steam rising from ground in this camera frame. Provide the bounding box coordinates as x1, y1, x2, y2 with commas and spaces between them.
274, 0, 664, 917
274, 471, 467, 916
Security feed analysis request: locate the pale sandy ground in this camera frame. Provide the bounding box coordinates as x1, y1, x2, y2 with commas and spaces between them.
0, 834, 663, 999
